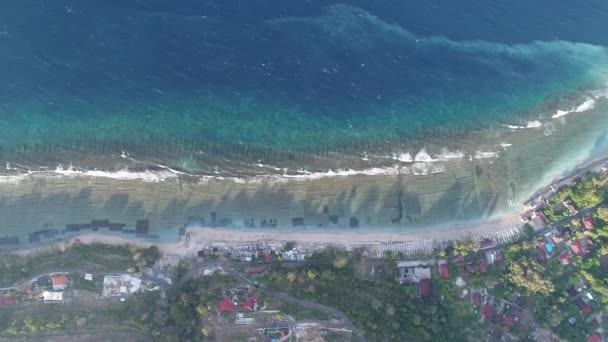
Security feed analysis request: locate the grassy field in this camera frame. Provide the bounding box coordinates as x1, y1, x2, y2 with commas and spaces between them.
0, 244, 136, 287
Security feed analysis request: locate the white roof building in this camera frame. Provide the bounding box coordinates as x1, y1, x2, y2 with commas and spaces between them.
42, 291, 64, 301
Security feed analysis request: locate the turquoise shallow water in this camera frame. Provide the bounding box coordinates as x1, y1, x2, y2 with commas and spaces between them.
2, 1, 608, 242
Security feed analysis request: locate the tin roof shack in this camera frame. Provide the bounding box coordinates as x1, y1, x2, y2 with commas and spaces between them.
102, 275, 142, 297
51, 275, 68, 291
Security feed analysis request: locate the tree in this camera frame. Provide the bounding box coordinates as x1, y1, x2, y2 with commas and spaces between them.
451, 241, 478, 256
523, 224, 534, 238
333, 256, 348, 269
597, 207, 608, 223
286, 272, 297, 283
506, 258, 554, 296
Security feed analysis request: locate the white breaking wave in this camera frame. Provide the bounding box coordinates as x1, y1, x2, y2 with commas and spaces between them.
552, 96, 598, 119
551, 87, 608, 119
505, 120, 542, 130
54, 165, 179, 182
436, 148, 466, 161
391, 152, 413, 162
414, 149, 437, 162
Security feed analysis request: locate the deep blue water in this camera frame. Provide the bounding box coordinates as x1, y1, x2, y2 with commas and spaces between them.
1, 0, 608, 157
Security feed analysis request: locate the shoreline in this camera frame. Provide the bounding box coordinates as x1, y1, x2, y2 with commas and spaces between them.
2, 152, 607, 258
6, 214, 522, 258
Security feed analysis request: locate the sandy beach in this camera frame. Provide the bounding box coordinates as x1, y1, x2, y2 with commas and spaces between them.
7, 213, 521, 258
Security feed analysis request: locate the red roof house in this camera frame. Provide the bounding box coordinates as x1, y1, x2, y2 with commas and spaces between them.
440, 264, 450, 279
481, 305, 494, 317
572, 241, 582, 255
0, 297, 17, 305
502, 315, 517, 328
581, 304, 593, 315
559, 252, 571, 265
419, 279, 432, 299
472, 292, 482, 306
584, 217, 594, 230
218, 297, 236, 313
239, 293, 260, 311
587, 335, 601, 342
51, 275, 68, 291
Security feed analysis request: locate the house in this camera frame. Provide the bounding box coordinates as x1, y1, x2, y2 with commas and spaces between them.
587, 335, 601, 342
471, 292, 482, 306
563, 200, 578, 216
419, 279, 432, 299
51, 275, 68, 291
502, 315, 517, 328
481, 304, 495, 318
42, 291, 64, 302
584, 217, 595, 230
0, 297, 17, 305
571, 241, 582, 255
559, 252, 571, 265
440, 263, 450, 279
239, 293, 260, 311
218, 297, 236, 313
581, 304, 593, 315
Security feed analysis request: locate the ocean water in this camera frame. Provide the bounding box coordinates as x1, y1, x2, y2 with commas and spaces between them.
1, 1, 608, 238
1, 1, 608, 157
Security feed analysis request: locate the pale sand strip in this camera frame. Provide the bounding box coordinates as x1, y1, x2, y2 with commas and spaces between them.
8, 214, 520, 257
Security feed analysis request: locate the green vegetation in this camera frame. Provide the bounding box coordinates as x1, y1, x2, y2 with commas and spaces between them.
263, 248, 458, 341
165, 273, 240, 341
545, 173, 608, 221
275, 301, 331, 321
0, 244, 138, 287
70, 273, 102, 292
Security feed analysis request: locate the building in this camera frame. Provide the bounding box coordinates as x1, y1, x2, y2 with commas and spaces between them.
563, 200, 578, 216
571, 241, 582, 255
419, 279, 432, 299
102, 275, 142, 297
239, 293, 260, 312
584, 217, 595, 230
51, 275, 68, 291
0, 297, 17, 305
440, 263, 450, 279
471, 292, 482, 306
219, 297, 236, 314
42, 291, 64, 302
559, 252, 571, 265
